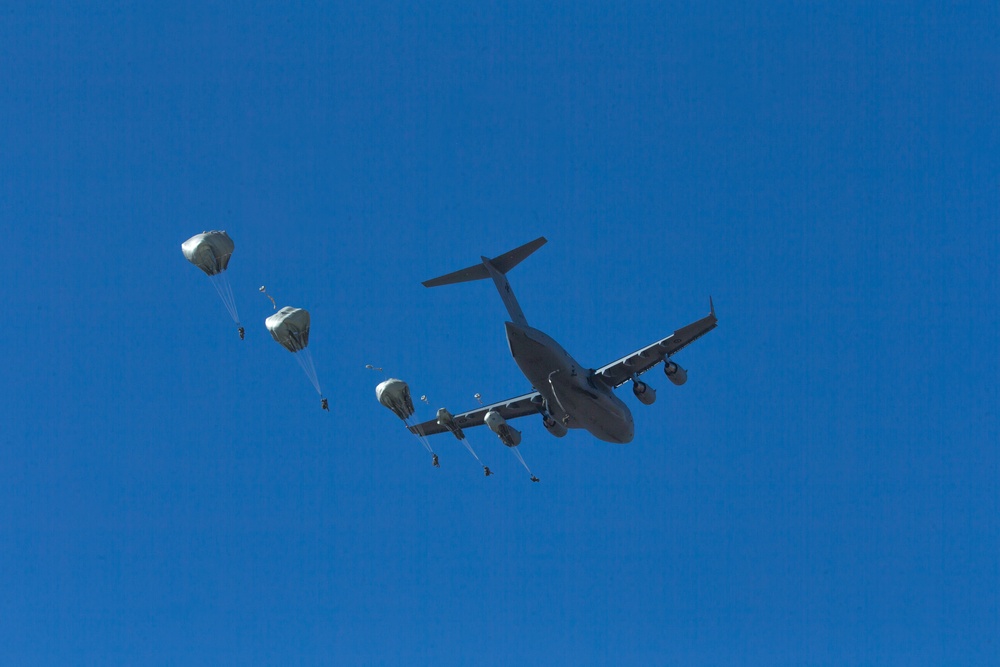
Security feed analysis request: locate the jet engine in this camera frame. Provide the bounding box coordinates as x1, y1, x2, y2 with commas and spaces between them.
632, 379, 657, 405
664, 360, 688, 386
484, 409, 522, 447
542, 414, 568, 438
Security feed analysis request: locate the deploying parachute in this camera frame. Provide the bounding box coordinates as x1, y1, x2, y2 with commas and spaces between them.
266, 306, 326, 408
181, 231, 243, 339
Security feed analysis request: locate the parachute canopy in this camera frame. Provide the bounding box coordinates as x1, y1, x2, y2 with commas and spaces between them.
181, 231, 235, 276
267, 306, 322, 396
376, 378, 415, 420
266, 307, 311, 353
181, 230, 241, 331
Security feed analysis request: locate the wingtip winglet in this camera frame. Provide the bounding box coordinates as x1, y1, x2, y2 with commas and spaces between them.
709, 296, 715, 317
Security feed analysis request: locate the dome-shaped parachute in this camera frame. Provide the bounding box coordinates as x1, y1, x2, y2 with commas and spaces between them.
266, 306, 311, 352
374, 376, 440, 466
266, 306, 323, 398
181, 231, 242, 336
376, 378, 415, 420
182, 231, 234, 275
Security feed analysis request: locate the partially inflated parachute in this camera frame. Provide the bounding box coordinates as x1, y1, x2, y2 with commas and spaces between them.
181, 231, 243, 338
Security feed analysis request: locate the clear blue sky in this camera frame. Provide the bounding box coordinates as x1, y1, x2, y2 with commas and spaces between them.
2, 2, 997, 665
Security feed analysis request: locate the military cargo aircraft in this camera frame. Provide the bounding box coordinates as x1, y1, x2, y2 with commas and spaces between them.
409, 237, 717, 446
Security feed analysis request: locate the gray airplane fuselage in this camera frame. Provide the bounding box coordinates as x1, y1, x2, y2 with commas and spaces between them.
505, 321, 634, 444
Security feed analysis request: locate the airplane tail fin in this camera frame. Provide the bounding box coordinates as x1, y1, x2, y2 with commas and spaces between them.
422, 237, 546, 327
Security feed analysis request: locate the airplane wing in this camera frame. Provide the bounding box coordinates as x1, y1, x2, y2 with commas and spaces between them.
596, 299, 718, 388
408, 391, 542, 437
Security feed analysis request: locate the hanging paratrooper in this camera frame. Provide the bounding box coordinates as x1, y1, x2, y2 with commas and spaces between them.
484, 409, 539, 481
436, 407, 492, 476
181, 230, 244, 339
265, 305, 327, 410
375, 377, 440, 467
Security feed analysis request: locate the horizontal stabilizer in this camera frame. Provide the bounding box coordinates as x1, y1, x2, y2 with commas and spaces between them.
422, 263, 489, 287
422, 237, 547, 287
490, 237, 547, 273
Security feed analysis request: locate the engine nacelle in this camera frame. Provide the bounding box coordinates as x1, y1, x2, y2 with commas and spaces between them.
484, 409, 522, 447
664, 360, 687, 386
436, 407, 465, 441
632, 379, 657, 405
542, 414, 568, 438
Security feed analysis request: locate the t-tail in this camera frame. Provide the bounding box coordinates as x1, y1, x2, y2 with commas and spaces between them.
422, 237, 547, 327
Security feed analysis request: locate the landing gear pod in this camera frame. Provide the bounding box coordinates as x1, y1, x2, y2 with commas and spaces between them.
664, 360, 688, 386
436, 408, 466, 440
376, 378, 415, 420
632, 379, 657, 405
484, 409, 522, 447
542, 414, 567, 438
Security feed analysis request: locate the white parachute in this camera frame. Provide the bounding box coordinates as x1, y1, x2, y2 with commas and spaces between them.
375, 377, 440, 467
376, 378, 415, 420
181, 231, 243, 337
266, 306, 323, 401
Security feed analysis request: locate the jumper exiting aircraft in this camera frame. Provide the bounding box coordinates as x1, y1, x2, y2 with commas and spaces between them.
409, 237, 718, 447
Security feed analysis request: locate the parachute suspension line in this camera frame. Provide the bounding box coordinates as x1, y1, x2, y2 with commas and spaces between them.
458, 436, 486, 467
510, 446, 537, 480
294, 347, 322, 396
401, 416, 435, 455
209, 272, 241, 325
223, 273, 239, 322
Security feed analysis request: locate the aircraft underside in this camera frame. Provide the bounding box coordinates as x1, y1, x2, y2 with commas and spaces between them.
505, 321, 634, 444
